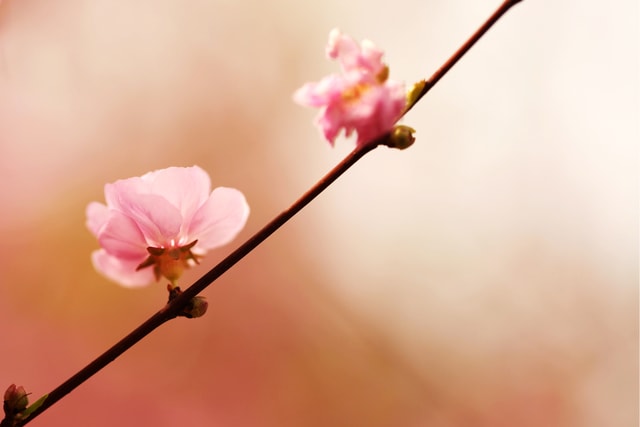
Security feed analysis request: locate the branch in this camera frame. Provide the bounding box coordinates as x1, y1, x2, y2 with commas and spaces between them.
404, 0, 523, 114
9, 0, 524, 424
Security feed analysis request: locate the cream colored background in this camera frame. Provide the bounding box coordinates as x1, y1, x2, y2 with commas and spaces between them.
0, 0, 637, 426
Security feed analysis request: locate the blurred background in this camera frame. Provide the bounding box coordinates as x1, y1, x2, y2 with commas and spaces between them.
0, 0, 637, 426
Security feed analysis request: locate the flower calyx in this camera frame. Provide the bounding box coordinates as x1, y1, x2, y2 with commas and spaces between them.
137, 240, 200, 283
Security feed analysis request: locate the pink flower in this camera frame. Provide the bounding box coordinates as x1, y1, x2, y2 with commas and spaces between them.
294, 29, 406, 147
86, 166, 249, 287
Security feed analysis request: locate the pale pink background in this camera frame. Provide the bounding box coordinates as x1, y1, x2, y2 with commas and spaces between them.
0, 0, 637, 426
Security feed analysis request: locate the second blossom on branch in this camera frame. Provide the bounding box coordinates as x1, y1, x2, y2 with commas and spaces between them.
294, 29, 407, 147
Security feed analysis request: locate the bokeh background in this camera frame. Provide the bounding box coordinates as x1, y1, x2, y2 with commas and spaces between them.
0, 0, 637, 426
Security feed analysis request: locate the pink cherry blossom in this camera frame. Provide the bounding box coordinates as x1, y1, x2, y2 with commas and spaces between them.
86, 166, 249, 287
294, 29, 406, 147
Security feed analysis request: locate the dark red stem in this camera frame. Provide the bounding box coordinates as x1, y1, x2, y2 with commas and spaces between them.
12, 0, 523, 424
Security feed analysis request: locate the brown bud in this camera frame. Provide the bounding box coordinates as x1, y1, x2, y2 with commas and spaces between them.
182, 296, 208, 319
3, 384, 28, 416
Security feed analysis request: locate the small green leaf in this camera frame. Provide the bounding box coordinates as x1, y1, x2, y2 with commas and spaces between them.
18, 394, 48, 420
405, 80, 427, 111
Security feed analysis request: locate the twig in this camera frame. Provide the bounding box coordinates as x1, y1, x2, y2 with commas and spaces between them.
11, 0, 523, 424
19, 140, 379, 425
404, 0, 523, 114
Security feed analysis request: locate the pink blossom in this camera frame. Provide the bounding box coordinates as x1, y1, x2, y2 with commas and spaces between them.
86, 166, 249, 287
294, 29, 406, 147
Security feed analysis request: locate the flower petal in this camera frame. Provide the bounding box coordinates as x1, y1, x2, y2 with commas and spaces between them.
142, 166, 211, 223
326, 29, 384, 76
326, 29, 359, 67
293, 74, 345, 108
353, 82, 406, 145
86, 202, 110, 237
317, 103, 346, 145
104, 186, 183, 247
104, 176, 148, 212
97, 211, 148, 259
357, 39, 385, 75
118, 193, 184, 246
91, 249, 155, 287
187, 187, 249, 250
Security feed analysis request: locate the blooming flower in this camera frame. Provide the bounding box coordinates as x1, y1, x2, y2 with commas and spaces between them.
293, 29, 406, 147
86, 166, 249, 287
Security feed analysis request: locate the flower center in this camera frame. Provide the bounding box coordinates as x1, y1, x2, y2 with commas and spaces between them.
342, 83, 368, 102
136, 240, 200, 283
341, 66, 389, 103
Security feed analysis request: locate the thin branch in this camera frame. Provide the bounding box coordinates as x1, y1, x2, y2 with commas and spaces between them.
12, 0, 524, 424
404, 0, 523, 114
19, 140, 379, 425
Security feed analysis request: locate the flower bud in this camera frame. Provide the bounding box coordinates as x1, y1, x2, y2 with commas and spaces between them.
166, 285, 208, 319
182, 296, 208, 319
387, 125, 416, 150
3, 384, 28, 416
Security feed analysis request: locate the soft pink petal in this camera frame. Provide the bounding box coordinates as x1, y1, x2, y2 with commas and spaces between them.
293, 74, 345, 107
86, 202, 110, 237
357, 39, 385, 75
293, 82, 326, 107
187, 187, 249, 250
345, 82, 406, 146
143, 166, 211, 222
114, 193, 183, 246
105, 185, 183, 246
326, 29, 359, 69
91, 249, 154, 287
97, 211, 148, 259
317, 103, 346, 144
104, 176, 148, 212
326, 29, 385, 76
